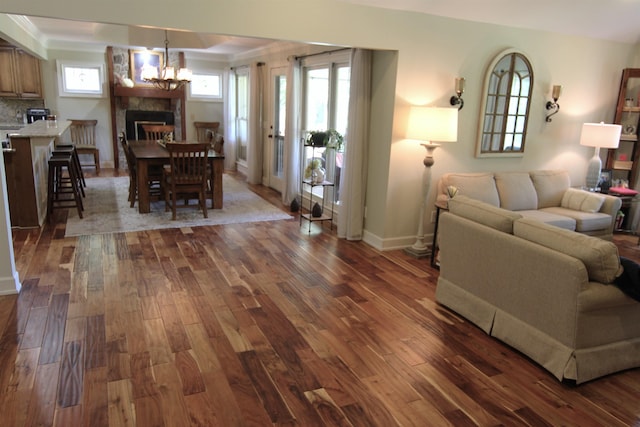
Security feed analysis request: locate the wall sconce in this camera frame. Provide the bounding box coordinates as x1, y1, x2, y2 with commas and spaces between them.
545, 85, 562, 122
449, 77, 465, 110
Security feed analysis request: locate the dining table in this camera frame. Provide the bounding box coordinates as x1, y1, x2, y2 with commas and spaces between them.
128, 140, 225, 214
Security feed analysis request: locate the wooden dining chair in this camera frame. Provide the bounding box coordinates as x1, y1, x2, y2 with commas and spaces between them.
120, 133, 162, 207
70, 119, 99, 174
162, 142, 209, 220
194, 121, 224, 154
142, 124, 175, 141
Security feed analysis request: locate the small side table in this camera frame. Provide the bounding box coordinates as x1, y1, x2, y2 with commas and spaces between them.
430, 200, 448, 269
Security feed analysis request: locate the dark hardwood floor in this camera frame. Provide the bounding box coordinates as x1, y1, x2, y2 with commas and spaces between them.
1, 170, 640, 426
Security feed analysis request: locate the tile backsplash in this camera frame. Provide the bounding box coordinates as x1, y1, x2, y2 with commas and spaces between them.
0, 98, 45, 125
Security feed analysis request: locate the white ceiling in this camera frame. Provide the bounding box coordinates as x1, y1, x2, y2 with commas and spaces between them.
344, 0, 640, 44
6, 0, 640, 56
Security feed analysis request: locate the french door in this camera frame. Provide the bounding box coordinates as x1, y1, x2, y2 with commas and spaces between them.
265, 66, 287, 192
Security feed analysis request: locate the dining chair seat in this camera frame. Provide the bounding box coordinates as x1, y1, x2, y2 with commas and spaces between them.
161, 142, 209, 220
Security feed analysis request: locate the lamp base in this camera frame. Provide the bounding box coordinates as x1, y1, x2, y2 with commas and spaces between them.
403, 245, 431, 259
585, 150, 602, 191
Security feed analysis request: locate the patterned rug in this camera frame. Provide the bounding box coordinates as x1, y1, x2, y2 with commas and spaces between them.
65, 174, 292, 237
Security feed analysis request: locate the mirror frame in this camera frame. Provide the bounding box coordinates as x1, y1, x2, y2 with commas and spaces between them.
475, 48, 534, 158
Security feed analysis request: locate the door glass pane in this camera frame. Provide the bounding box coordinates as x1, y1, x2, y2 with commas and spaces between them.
236, 72, 248, 162
274, 75, 286, 178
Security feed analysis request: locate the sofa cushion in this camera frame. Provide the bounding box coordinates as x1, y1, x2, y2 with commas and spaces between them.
513, 218, 622, 283
540, 207, 612, 232
443, 173, 500, 206
517, 210, 576, 231
448, 195, 522, 233
560, 188, 605, 213
494, 172, 538, 211
530, 170, 571, 208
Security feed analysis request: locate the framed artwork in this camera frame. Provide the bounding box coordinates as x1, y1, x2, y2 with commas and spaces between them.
129, 50, 163, 86
599, 169, 612, 192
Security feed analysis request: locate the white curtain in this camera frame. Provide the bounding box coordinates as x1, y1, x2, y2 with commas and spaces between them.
223, 68, 237, 170
247, 62, 265, 184
337, 49, 372, 240
282, 57, 302, 206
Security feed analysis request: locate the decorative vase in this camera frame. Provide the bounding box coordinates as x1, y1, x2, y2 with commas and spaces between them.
312, 202, 323, 217
312, 167, 325, 184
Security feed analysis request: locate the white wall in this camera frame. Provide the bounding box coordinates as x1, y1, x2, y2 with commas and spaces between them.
0, 0, 638, 251
42, 49, 113, 165
184, 55, 226, 141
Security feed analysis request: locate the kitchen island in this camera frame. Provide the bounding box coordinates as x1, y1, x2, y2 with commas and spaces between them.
6, 119, 71, 227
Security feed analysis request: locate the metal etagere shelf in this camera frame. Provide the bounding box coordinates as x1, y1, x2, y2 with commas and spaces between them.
300, 135, 337, 233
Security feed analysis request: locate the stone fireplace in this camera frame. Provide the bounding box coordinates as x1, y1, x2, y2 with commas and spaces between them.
109, 46, 187, 169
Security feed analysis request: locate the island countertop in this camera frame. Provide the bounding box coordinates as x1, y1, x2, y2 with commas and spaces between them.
8, 119, 71, 138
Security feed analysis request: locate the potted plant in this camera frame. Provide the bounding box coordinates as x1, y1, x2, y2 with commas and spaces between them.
306, 129, 344, 151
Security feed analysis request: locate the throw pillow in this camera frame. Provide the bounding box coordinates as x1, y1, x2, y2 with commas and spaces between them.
560, 188, 605, 213
513, 218, 622, 283
443, 173, 500, 206
530, 170, 571, 208
494, 172, 538, 211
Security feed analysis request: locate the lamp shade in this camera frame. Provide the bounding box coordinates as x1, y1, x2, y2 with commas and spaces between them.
579, 122, 621, 149
406, 107, 458, 143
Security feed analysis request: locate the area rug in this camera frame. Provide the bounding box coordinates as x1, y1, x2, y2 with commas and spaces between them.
65, 175, 292, 237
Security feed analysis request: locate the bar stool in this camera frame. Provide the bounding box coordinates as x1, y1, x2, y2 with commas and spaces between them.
52, 147, 85, 197
47, 153, 84, 220
55, 143, 86, 188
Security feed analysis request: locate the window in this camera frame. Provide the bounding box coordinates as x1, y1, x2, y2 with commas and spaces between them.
188, 71, 223, 101
302, 51, 351, 203
235, 69, 249, 163
57, 60, 104, 97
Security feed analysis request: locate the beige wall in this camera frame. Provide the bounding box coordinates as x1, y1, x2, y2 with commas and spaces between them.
1, 0, 638, 250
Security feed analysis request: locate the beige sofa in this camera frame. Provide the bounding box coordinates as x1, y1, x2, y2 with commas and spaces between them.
437, 170, 622, 239
436, 195, 640, 384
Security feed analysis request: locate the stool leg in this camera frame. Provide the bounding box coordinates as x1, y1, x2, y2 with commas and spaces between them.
68, 163, 84, 214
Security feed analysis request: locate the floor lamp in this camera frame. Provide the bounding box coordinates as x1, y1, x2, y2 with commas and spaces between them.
404, 107, 458, 258
579, 122, 621, 191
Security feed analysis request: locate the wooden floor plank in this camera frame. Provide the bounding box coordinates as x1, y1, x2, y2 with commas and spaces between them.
58, 340, 84, 408
1, 172, 639, 426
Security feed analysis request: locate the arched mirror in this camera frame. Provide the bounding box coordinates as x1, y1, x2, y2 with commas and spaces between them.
476, 49, 534, 157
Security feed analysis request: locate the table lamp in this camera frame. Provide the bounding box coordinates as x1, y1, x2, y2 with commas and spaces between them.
404, 106, 458, 258
579, 122, 621, 191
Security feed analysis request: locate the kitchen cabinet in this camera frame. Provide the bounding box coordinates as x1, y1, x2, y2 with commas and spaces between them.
0, 43, 43, 98
7, 120, 71, 227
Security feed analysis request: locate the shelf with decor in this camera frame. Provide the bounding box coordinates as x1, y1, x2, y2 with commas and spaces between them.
605, 69, 640, 186
299, 130, 342, 233
604, 68, 640, 232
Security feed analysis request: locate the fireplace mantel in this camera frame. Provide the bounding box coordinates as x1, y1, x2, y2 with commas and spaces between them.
114, 85, 184, 100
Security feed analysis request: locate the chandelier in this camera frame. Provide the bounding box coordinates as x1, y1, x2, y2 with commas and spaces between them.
142, 30, 192, 91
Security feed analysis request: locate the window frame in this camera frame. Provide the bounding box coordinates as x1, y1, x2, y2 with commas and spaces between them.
188, 70, 223, 101
301, 51, 351, 205
57, 60, 105, 98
